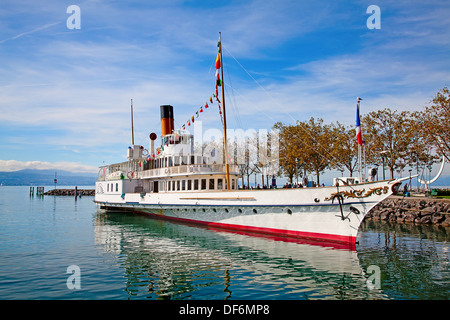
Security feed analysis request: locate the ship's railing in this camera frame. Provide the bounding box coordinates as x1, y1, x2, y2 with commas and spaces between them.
97, 162, 240, 181
137, 163, 240, 179
97, 160, 141, 181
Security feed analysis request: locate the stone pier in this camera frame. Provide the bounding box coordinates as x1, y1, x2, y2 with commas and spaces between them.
366, 195, 450, 226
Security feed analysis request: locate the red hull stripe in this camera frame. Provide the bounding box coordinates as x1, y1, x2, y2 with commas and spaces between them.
135, 210, 356, 247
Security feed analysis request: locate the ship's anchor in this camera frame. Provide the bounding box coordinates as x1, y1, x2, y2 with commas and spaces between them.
330, 193, 351, 221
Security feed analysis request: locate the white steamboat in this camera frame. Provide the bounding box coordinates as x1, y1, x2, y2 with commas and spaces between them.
95, 34, 405, 250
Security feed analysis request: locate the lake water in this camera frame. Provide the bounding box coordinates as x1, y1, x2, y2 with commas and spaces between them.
0, 186, 448, 301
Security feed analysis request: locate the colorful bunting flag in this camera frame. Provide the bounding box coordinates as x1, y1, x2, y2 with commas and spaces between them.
216, 70, 221, 86
215, 53, 221, 69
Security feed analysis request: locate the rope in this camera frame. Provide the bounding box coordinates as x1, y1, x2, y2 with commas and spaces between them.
222, 45, 341, 167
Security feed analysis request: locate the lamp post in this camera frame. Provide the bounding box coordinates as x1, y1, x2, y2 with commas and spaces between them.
379, 150, 388, 180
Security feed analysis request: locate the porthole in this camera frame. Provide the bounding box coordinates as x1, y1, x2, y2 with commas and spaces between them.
286, 208, 292, 215
350, 206, 360, 214
253, 209, 257, 214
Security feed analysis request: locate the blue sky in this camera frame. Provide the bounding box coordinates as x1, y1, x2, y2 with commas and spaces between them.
0, 0, 449, 181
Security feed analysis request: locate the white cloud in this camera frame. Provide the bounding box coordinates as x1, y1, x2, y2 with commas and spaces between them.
0, 21, 61, 44
0, 159, 98, 173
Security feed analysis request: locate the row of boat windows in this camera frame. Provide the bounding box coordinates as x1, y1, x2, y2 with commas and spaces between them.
164, 177, 237, 192
106, 183, 119, 192
162, 134, 193, 146
167, 178, 233, 191
104, 177, 237, 193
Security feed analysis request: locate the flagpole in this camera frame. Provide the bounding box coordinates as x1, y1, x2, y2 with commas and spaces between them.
131, 99, 135, 146
356, 97, 363, 183
363, 139, 366, 182
358, 144, 362, 182
218, 32, 230, 190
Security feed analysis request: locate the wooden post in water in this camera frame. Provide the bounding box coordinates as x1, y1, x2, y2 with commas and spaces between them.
36, 187, 44, 196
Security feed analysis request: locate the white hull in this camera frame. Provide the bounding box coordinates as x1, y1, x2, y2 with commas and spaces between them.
95, 179, 401, 249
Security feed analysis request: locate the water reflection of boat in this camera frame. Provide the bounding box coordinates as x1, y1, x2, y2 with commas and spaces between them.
94, 212, 387, 299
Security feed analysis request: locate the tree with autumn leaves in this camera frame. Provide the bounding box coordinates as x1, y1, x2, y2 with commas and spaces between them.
272, 87, 449, 184
274, 118, 337, 185
417, 87, 450, 162
273, 119, 359, 185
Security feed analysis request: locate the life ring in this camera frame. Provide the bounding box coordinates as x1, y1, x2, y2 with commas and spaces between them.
127, 171, 134, 179
142, 149, 149, 156
165, 168, 169, 174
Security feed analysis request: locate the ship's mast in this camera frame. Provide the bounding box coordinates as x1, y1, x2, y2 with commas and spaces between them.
218, 32, 230, 190
131, 99, 135, 146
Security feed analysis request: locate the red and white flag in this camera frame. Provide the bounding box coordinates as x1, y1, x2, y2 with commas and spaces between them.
356, 97, 363, 145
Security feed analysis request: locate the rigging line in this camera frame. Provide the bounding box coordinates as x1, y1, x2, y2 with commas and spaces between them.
223, 59, 243, 128
223, 82, 277, 123
223, 81, 331, 170
223, 45, 339, 163
224, 83, 243, 129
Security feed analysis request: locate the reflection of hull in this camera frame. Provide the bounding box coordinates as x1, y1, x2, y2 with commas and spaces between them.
94, 212, 387, 299
95, 180, 400, 249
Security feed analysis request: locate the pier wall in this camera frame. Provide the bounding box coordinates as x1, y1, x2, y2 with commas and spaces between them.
44, 189, 95, 196
366, 196, 450, 226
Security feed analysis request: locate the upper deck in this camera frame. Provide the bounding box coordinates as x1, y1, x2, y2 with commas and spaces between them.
97, 105, 240, 190
98, 158, 240, 182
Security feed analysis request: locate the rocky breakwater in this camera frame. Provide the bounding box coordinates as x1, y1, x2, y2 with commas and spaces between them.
366, 196, 450, 226
44, 189, 95, 196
